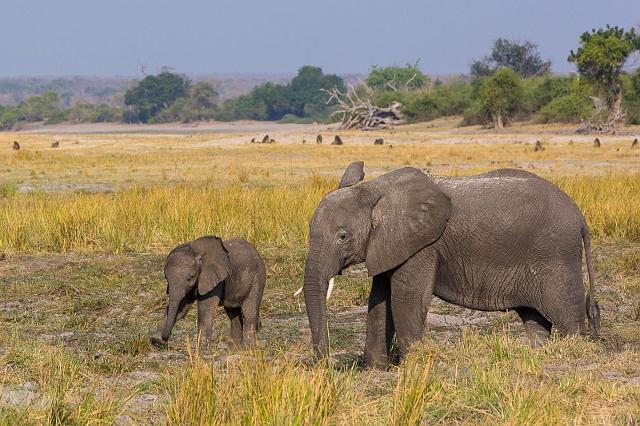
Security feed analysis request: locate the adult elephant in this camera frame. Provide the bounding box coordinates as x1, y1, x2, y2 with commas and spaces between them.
303, 162, 600, 369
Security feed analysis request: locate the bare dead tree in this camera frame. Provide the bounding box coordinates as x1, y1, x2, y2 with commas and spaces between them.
576, 96, 627, 134
322, 84, 405, 130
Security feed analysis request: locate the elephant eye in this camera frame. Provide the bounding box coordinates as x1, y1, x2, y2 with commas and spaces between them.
336, 231, 349, 243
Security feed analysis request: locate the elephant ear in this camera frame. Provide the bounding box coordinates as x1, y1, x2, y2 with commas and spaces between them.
338, 161, 365, 188
365, 168, 451, 277
190, 236, 232, 296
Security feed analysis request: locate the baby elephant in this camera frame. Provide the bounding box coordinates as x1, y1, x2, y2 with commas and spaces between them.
150, 236, 265, 348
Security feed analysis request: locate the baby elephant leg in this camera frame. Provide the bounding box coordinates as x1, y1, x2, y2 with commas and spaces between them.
240, 305, 259, 348
197, 291, 221, 348
225, 307, 243, 347
239, 278, 263, 348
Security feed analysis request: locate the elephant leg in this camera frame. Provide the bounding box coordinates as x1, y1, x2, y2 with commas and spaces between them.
364, 274, 395, 369
538, 266, 586, 337
151, 292, 195, 346
515, 307, 552, 347
197, 291, 220, 348
225, 307, 243, 347
390, 248, 437, 360
239, 277, 263, 348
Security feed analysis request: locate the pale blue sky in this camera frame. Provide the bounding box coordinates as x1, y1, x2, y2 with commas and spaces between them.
0, 0, 638, 77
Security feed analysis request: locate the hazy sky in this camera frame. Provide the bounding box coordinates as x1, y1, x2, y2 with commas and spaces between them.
1, 0, 638, 77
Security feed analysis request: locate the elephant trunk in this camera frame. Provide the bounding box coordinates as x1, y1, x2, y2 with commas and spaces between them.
161, 299, 180, 341
150, 296, 181, 347
303, 251, 333, 360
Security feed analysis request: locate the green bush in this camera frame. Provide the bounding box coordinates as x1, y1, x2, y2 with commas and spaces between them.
366, 63, 428, 91
44, 109, 69, 125
462, 99, 490, 125
623, 71, 640, 124
538, 93, 593, 123
521, 76, 573, 115
475, 68, 524, 127
66, 103, 122, 123
429, 79, 473, 116
403, 92, 440, 122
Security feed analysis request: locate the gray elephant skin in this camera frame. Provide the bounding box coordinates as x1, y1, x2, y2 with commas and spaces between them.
151, 236, 266, 348
303, 162, 600, 369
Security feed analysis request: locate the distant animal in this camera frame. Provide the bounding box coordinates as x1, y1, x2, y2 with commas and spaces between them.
269, 138, 276, 143
262, 135, 270, 143
316, 135, 323, 144
12, 141, 20, 150
374, 138, 384, 145
331, 135, 343, 145
150, 236, 266, 349
632, 138, 638, 148
593, 138, 601, 148
302, 139, 306, 144
51, 141, 59, 148
250, 138, 256, 143
534, 140, 544, 152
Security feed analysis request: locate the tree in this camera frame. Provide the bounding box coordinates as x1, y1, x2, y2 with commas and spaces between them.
190, 81, 218, 110
216, 65, 345, 122
471, 38, 551, 78
124, 72, 189, 122
289, 66, 345, 118
568, 26, 640, 131
477, 68, 523, 128
20, 91, 61, 121
366, 63, 428, 91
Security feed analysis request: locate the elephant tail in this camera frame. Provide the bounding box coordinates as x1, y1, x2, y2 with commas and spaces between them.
582, 224, 600, 339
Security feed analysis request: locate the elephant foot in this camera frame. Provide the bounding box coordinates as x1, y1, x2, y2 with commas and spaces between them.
364, 353, 390, 371
150, 332, 168, 347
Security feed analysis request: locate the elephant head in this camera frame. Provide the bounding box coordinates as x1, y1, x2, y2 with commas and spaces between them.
303, 162, 451, 358
151, 236, 232, 345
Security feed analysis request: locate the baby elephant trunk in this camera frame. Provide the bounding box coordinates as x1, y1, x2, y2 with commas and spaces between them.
150, 300, 180, 346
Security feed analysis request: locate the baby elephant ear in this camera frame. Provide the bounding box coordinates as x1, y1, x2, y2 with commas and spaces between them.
338, 161, 365, 188
190, 236, 232, 296
365, 168, 451, 277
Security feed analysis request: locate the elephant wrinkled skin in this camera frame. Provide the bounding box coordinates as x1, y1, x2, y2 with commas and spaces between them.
303, 162, 600, 369
150, 236, 265, 348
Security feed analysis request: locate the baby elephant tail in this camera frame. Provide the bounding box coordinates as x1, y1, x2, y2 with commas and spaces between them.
582, 224, 601, 339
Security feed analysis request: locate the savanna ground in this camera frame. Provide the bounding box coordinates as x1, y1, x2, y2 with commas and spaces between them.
0, 118, 639, 425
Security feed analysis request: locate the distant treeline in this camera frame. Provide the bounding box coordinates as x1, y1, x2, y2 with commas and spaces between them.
1, 27, 639, 130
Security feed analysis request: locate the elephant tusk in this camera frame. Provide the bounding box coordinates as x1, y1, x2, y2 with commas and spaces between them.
293, 277, 335, 299
326, 277, 335, 300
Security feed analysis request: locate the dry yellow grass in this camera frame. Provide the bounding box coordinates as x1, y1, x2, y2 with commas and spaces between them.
2, 128, 640, 191
1, 172, 639, 254
162, 333, 639, 425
